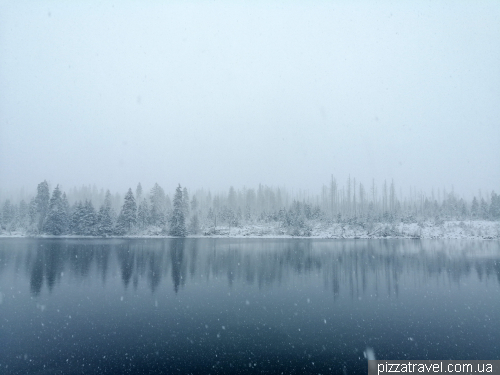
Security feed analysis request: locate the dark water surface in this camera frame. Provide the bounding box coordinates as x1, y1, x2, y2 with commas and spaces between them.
0, 238, 499, 374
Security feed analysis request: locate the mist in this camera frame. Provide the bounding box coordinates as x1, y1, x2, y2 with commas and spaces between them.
1, 1, 499, 199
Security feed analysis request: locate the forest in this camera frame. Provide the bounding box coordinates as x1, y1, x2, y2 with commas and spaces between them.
0, 177, 499, 237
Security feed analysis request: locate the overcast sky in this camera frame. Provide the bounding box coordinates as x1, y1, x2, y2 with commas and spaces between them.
1, 1, 499, 199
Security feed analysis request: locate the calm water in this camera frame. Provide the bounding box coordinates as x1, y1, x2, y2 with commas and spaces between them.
0, 238, 499, 374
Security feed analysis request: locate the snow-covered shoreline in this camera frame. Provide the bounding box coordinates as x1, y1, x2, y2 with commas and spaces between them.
1, 220, 499, 240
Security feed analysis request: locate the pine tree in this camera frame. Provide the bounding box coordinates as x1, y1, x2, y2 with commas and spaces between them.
480, 198, 489, 220
82, 200, 97, 235
136, 183, 143, 202
207, 207, 215, 227
459, 199, 468, 219
70, 202, 84, 234
114, 213, 126, 235
165, 195, 172, 212
490, 191, 500, 220
28, 198, 37, 230
117, 188, 137, 233
188, 214, 200, 234
97, 190, 115, 236
61, 193, 71, 233
17, 200, 29, 230
169, 184, 187, 237
137, 198, 150, 230
190, 195, 198, 213
44, 185, 68, 235
182, 187, 190, 218
149, 183, 166, 227
471, 197, 479, 219
34, 180, 50, 232
2, 200, 15, 231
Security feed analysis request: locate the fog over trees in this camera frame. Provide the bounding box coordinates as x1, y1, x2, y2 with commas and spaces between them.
1, 177, 499, 237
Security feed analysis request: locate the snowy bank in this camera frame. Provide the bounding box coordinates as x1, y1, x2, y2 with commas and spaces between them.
196, 220, 500, 240
1, 220, 499, 240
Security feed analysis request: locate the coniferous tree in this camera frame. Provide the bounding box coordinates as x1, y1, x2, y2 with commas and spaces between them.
97, 190, 115, 236
480, 198, 489, 220
17, 199, 29, 230
2, 200, 15, 231
459, 199, 468, 219
190, 195, 198, 213
28, 198, 37, 230
490, 191, 500, 220
137, 198, 150, 230
62, 193, 70, 220
149, 183, 166, 227
116, 188, 137, 234
182, 187, 190, 218
471, 197, 479, 219
245, 189, 255, 220
188, 214, 200, 234
82, 200, 97, 235
70, 202, 84, 234
207, 207, 215, 228
34, 180, 50, 232
44, 185, 68, 235
169, 184, 187, 237
114, 214, 126, 235
228, 186, 237, 211
136, 183, 143, 202
165, 195, 172, 212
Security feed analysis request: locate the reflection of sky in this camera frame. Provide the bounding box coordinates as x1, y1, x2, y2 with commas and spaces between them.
0, 238, 499, 373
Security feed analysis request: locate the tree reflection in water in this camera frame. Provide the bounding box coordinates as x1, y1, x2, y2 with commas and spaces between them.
0, 238, 499, 373
0, 238, 497, 297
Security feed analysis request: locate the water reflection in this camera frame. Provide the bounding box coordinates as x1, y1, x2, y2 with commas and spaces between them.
0, 238, 499, 373
0, 239, 499, 297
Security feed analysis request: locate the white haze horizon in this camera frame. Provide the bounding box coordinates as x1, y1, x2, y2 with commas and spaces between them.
1, 1, 499, 201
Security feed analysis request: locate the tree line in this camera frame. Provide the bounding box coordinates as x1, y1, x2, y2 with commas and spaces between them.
0, 182, 188, 236
1, 178, 499, 236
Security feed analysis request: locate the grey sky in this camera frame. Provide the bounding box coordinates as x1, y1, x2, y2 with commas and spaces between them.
1, 1, 499, 198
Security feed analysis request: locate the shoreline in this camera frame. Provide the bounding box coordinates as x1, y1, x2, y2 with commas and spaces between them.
1, 220, 499, 240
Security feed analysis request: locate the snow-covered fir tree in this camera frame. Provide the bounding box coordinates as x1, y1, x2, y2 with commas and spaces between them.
490, 192, 500, 220
2, 200, 15, 232
182, 187, 190, 218
169, 184, 187, 237
17, 199, 29, 230
116, 188, 137, 234
137, 198, 150, 230
480, 198, 489, 220
189, 195, 201, 234
136, 183, 143, 202
43, 185, 69, 235
471, 197, 479, 219
96, 190, 115, 236
28, 198, 37, 231
82, 200, 97, 235
188, 214, 200, 235
70, 202, 84, 234
190, 195, 198, 214
34, 180, 50, 232
149, 183, 166, 227
61, 193, 70, 224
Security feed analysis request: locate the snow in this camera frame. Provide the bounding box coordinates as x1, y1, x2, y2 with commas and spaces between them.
190, 220, 500, 240
0, 220, 498, 239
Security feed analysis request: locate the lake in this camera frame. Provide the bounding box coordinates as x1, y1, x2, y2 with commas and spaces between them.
0, 238, 499, 374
